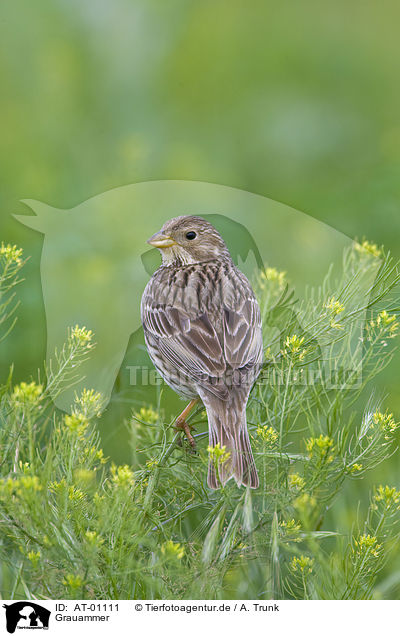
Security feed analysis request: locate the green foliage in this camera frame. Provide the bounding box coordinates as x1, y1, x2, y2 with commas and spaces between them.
0, 244, 399, 600
0, 243, 26, 342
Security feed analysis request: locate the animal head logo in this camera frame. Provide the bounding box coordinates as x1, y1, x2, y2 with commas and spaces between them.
3, 602, 50, 633
15, 180, 379, 413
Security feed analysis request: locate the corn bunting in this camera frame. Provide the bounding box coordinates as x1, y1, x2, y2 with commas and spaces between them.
141, 216, 263, 488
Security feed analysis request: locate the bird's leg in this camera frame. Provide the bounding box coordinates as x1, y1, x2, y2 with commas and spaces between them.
175, 398, 199, 449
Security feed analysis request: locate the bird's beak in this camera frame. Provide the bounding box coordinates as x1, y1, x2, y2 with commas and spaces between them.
147, 231, 178, 249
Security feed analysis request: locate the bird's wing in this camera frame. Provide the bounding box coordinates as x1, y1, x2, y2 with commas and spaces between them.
222, 294, 263, 370
141, 267, 263, 400
142, 301, 229, 399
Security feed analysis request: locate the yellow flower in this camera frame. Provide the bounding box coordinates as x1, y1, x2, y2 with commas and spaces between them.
27, 550, 41, 567
282, 335, 307, 361
256, 425, 278, 446
353, 534, 381, 558
74, 388, 104, 418
85, 530, 104, 547
354, 240, 382, 259
68, 485, 86, 503
0, 243, 23, 264
83, 445, 107, 464
111, 464, 135, 488
349, 463, 363, 474
289, 473, 305, 489
280, 519, 302, 542
377, 310, 398, 338
48, 478, 66, 493
372, 410, 398, 439
95, 448, 107, 464
305, 435, 335, 461
260, 267, 286, 288
290, 555, 314, 574
161, 540, 185, 560
12, 382, 43, 406
207, 443, 231, 465
146, 458, 159, 470
373, 485, 400, 511
325, 297, 345, 316
64, 412, 90, 438
134, 406, 159, 424
285, 334, 304, 353
15, 475, 42, 496
280, 519, 301, 531
69, 325, 94, 348
63, 574, 84, 590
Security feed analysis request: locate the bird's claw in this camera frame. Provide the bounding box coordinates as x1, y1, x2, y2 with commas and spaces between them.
175, 418, 196, 450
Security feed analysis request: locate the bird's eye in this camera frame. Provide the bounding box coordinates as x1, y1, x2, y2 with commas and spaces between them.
185, 231, 197, 240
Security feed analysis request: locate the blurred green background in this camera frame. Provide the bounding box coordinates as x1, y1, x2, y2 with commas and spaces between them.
0, 0, 399, 592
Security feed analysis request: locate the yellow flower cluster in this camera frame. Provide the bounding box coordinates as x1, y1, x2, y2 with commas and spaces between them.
48, 479, 63, 493
353, 534, 381, 558
85, 530, 104, 547
256, 425, 278, 446
280, 519, 302, 542
0, 243, 23, 264
259, 267, 286, 289
64, 412, 90, 438
288, 473, 305, 489
74, 388, 104, 418
161, 540, 185, 560
349, 463, 363, 474
367, 309, 399, 339
377, 310, 397, 327
18, 475, 42, 492
83, 445, 107, 465
325, 296, 345, 316
354, 240, 382, 259
12, 381, 43, 406
27, 550, 41, 567
69, 325, 94, 348
282, 335, 307, 361
373, 485, 400, 511
111, 464, 135, 488
146, 458, 159, 470
290, 555, 314, 574
372, 310, 399, 338
280, 519, 301, 532
305, 434, 335, 462
48, 479, 86, 504
324, 296, 345, 330
372, 410, 398, 439
134, 406, 159, 424
0, 474, 42, 497
68, 485, 86, 504
207, 443, 231, 465
63, 574, 84, 590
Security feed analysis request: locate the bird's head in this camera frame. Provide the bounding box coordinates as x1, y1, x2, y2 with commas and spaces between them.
147, 215, 230, 265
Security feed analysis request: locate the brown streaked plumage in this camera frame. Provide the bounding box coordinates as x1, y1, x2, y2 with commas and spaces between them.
140, 215, 263, 488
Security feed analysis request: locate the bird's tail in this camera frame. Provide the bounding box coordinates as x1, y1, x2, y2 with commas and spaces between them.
203, 395, 259, 489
